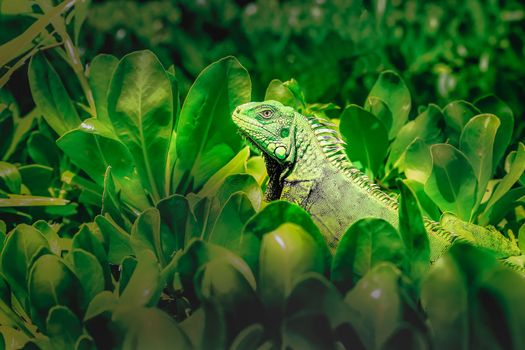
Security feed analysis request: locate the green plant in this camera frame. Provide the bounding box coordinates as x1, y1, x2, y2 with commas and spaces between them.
1, 1, 525, 347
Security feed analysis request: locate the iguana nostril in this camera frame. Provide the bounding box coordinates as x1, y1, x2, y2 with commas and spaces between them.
235, 108, 240, 114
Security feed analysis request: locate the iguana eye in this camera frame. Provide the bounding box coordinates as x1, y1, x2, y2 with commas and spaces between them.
259, 110, 273, 118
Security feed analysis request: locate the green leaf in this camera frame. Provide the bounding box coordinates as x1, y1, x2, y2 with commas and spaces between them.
65, 250, 105, 304
364, 71, 411, 139
95, 215, 133, 265
107, 50, 174, 201
207, 193, 257, 251
0, 224, 50, 308
175, 240, 255, 305
27, 131, 60, 169
197, 147, 250, 199
230, 324, 264, 350
339, 104, 389, 178
331, 218, 405, 292
397, 180, 430, 284
88, 54, 118, 126
424, 144, 477, 221
402, 179, 441, 221
258, 223, 325, 319
196, 258, 261, 337
0, 195, 68, 207
73, 0, 91, 45
484, 143, 525, 215
101, 167, 130, 230
442, 100, 480, 145
282, 314, 335, 350
402, 138, 433, 183
243, 201, 331, 272
28, 53, 81, 136
387, 104, 442, 171
18, 165, 53, 196
118, 256, 137, 296
0, 162, 20, 194
119, 251, 162, 307
286, 273, 350, 330
156, 194, 192, 253
116, 307, 192, 350
0, 326, 29, 350
475, 95, 514, 169
130, 208, 166, 266
0, 0, 74, 67
176, 56, 250, 191
459, 114, 500, 206
364, 96, 393, 133
264, 79, 305, 110
28, 255, 83, 327
33, 220, 61, 256
344, 263, 403, 350
84, 290, 118, 321
46, 306, 83, 349
57, 120, 150, 211
72, 225, 111, 288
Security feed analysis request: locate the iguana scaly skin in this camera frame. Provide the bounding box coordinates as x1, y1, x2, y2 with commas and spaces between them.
232, 100, 524, 271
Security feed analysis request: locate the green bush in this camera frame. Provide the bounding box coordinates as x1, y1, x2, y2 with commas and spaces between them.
1, 1, 525, 349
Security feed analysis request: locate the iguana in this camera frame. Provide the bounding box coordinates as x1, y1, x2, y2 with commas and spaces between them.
232, 100, 524, 272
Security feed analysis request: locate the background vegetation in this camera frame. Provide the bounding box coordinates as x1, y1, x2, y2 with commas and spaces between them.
0, 0, 524, 349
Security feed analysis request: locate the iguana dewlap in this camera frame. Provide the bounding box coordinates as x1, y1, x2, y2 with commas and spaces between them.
232, 100, 522, 267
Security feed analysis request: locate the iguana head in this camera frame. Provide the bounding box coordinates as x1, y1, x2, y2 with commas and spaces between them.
232, 100, 296, 164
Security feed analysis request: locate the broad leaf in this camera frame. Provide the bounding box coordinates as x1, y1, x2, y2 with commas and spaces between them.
88, 54, 118, 126
364, 71, 411, 139
258, 223, 325, 320
475, 95, 514, 169
28, 255, 83, 328
46, 306, 83, 349
331, 218, 405, 292
344, 263, 403, 350
176, 56, 250, 191
0, 161, 20, 194
442, 100, 480, 145
108, 50, 173, 201
424, 144, 477, 221
398, 180, 430, 283
459, 114, 500, 206
28, 53, 81, 136
243, 201, 330, 272
387, 104, 442, 171
57, 119, 150, 211
339, 104, 389, 178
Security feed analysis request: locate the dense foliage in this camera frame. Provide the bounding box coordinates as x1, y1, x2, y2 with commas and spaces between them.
1, 1, 525, 349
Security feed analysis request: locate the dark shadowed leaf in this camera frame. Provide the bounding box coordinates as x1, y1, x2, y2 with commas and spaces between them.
28, 255, 83, 327
46, 306, 83, 349
28, 53, 81, 136
88, 54, 119, 126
